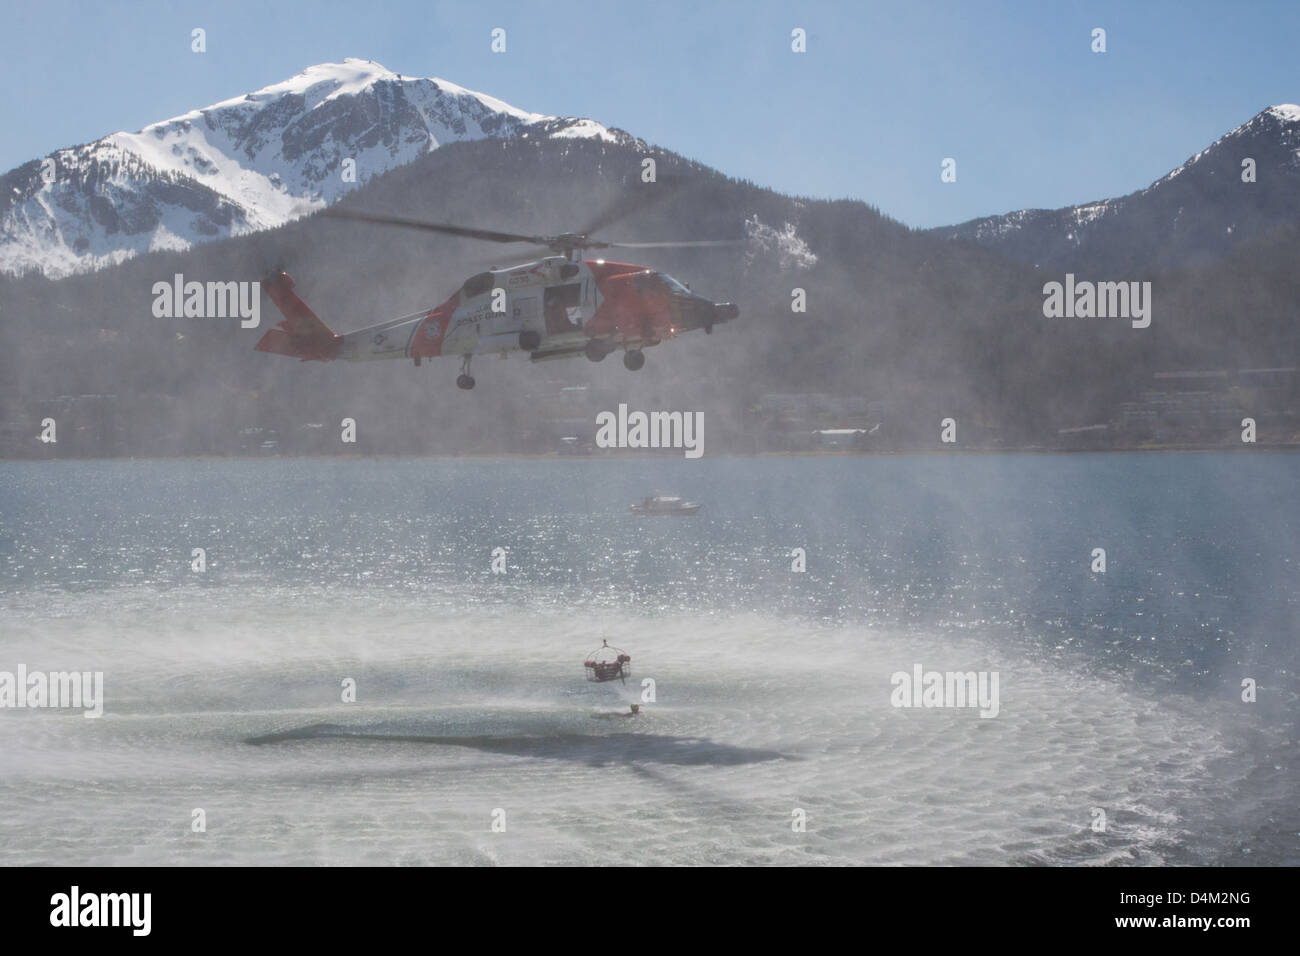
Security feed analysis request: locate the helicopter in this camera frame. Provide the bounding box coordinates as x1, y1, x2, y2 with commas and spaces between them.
254, 201, 741, 389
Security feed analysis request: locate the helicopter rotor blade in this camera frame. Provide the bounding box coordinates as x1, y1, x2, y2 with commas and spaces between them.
576, 182, 680, 239
459, 246, 555, 274
602, 239, 747, 249
318, 191, 742, 258
321, 207, 547, 246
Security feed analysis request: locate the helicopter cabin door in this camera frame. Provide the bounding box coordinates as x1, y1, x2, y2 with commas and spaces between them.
544, 282, 584, 334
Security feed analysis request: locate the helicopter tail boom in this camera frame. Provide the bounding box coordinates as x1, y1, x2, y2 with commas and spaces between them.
255, 271, 342, 362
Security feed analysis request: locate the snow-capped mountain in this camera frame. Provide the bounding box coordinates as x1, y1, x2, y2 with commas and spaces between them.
928, 105, 1300, 274
0, 59, 626, 277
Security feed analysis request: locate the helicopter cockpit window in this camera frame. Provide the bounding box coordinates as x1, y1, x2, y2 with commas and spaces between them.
462, 272, 495, 298
633, 272, 691, 296
658, 274, 692, 295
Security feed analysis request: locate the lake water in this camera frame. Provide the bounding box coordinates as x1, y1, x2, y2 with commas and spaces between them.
1, 453, 1296, 865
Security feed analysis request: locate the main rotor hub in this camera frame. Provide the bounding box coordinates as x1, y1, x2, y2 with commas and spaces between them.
548, 233, 595, 258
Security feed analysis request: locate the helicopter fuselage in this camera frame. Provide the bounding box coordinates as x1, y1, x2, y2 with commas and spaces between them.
258, 257, 737, 367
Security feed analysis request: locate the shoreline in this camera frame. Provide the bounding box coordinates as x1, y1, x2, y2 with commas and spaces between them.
3, 445, 1299, 464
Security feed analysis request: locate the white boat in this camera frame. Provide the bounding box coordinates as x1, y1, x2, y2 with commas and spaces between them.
629, 495, 701, 516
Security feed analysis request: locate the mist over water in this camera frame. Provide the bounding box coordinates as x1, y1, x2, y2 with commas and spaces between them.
1, 455, 1296, 865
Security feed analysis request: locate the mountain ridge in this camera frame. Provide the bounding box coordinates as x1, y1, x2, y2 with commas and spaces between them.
0, 59, 630, 278
926, 104, 1300, 274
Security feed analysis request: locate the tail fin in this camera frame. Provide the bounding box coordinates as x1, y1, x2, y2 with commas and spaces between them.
255, 271, 342, 361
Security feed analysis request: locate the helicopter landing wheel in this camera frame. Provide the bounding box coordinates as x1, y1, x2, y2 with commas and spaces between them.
585, 340, 609, 362
519, 330, 541, 352
457, 355, 475, 389
623, 349, 645, 371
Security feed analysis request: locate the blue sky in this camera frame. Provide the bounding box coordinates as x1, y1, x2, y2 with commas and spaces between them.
1, 0, 1295, 228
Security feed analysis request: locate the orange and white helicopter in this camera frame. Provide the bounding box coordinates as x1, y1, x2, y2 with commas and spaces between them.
255, 205, 741, 389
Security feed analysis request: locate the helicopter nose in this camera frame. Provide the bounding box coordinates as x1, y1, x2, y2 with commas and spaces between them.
672, 296, 738, 334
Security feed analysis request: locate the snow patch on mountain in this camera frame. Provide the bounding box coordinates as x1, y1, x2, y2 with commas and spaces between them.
744, 215, 817, 270
547, 119, 621, 143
